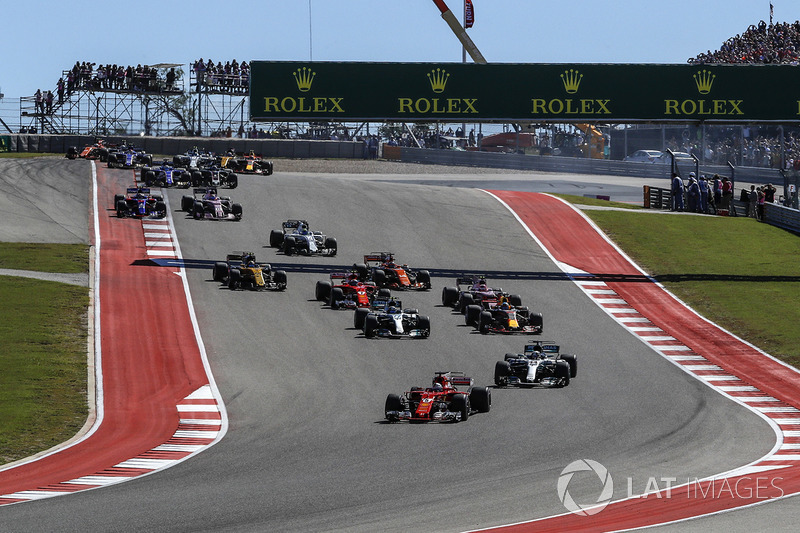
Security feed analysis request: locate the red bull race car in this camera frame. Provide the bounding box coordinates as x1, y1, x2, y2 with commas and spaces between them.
114, 187, 166, 218
494, 341, 577, 388
315, 272, 388, 310
384, 372, 490, 423
353, 252, 431, 290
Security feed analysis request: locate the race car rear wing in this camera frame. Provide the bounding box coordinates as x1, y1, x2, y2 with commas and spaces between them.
524, 341, 560, 354
193, 187, 218, 196
434, 371, 474, 387
330, 272, 355, 281
455, 274, 487, 286
363, 252, 394, 263
282, 219, 309, 229
127, 187, 150, 195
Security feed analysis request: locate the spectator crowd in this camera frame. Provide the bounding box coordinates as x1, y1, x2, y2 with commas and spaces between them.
192, 59, 249, 94
688, 19, 800, 64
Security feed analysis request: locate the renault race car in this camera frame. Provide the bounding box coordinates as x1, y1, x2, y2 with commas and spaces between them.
141, 160, 191, 187
180, 187, 242, 221
494, 340, 577, 388
212, 252, 287, 291
441, 275, 522, 314
315, 272, 387, 310
269, 220, 337, 256
107, 145, 152, 169
384, 372, 490, 423
465, 299, 543, 335
114, 187, 166, 218
356, 299, 431, 339
353, 252, 431, 290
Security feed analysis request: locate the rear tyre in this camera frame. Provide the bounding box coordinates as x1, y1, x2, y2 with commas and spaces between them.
373, 269, 387, 287
180, 195, 194, 212
377, 288, 392, 299
509, 294, 523, 307
353, 263, 368, 280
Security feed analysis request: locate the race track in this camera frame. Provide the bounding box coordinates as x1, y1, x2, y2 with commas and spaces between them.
0, 163, 781, 532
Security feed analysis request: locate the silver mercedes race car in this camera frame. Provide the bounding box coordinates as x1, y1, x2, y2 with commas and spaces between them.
494, 340, 577, 388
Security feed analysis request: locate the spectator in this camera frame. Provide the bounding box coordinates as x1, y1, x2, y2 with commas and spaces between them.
698, 174, 709, 213
45, 90, 54, 114
712, 174, 723, 208
764, 183, 777, 203
748, 185, 758, 217
34, 89, 43, 114
687, 174, 700, 212
671, 173, 685, 212
722, 177, 734, 213
757, 186, 766, 221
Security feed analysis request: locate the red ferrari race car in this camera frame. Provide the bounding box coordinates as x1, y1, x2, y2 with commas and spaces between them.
384, 372, 490, 423
113, 187, 166, 218
441, 274, 522, 314
315, 272, 389, 310
352, 252, 431, 291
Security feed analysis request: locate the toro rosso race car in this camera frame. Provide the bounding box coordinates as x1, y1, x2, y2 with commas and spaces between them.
315, 272, 388, 310
384, 372, 490, 423
114, 187, 166, 218
353, 252, 431, 290
180, 188, 242, 221
269, 220, 337, 256
140, 160, 191, 188
442, 275, 522, 314
494, 341, 577, 388
355, 299, 431, 339
212, 252, 287, 291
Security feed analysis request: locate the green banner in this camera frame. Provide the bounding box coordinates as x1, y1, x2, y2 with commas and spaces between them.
0, 136, 9, 152
249, 61, 800, 123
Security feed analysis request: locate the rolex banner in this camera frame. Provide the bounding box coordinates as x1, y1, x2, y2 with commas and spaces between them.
249, 61, 800, 123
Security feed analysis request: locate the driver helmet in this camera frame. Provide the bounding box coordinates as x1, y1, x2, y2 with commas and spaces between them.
348, 279, 360, 287
387, 306, 399, 314
432, 383, 443, 392
500, 302, 510, 310
297, 223, 308, 235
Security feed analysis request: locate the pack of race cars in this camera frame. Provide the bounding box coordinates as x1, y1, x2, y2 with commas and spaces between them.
99, 142, 577, 425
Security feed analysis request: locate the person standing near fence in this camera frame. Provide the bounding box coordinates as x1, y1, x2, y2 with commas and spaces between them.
713, 174, 723, 208
722, 177, 733, 214
671, 173, 685, 212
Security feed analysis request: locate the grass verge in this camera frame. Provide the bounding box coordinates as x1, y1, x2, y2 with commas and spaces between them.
0, 277, 89, 465
584, 210, 800, 368
0, 243, 89, 273
0, 153, 63, 159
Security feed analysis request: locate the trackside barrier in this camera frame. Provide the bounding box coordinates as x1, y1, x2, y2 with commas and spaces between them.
643, 185, 671, 209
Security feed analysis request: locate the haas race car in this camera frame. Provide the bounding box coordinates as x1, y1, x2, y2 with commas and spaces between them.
494, 341, 577, 388
354, 299, 431, 339
269, 220, 337, 256
315, 272, 388, 310
114, 187, 166, 218
180, 187, 242, 221
384, 372, 490, 423
212, 252, 287, 291
353, 252, 431, 290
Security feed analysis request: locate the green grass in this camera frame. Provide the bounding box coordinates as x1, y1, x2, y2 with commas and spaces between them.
585, 210, 800, 367
0, 277, 89, 464
0, 153, 63, 159
0, 243, 89, 273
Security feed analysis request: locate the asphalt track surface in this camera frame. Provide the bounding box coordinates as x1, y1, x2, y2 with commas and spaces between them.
0, 159, 791, 532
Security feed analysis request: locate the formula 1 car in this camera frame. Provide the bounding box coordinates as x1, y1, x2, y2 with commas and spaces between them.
465, 298, 543, 335
222, 150, 274, 175
140, 160, 191, 187
180, 187, 242, 221
173, 148, 215, 171
353, 252, 431, 290
67, 139, 113, 161
212, 251, 287, 291
494, 341, 577, 388
114, 187, 166, 218
441, 275, 522, 314
269, 220, 337, 256
315, 272, 387, 310
107, 145, 152, 169
356, 299, 431, 339
384, 372, 491, 423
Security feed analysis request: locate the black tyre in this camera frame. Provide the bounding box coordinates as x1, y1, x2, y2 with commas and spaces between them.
561, 354, 578, 378
529, 312, 544, 332
442, 286, 458, 306
377, 288, 392, 300
469, 386, 491, 413
354, 308, 369, 330
145, 170, 155, 186
451, 393, 469, 422
232, 203, 243, 219
116, 199, 127, 218
315, 280, 332, 301
509, 294, 523, 307
191, 170, 203, 186
364, 315, 379, 338
416, 270, 431, 289
416, 315, 431, 338
273, 270, 288, 290
228, 174, 238, 189
269, 229, 284, 248
385, 394, 403, 421
555, 360, 571, 387
212, 262, 228, 282
228, 268, 241, 290
329, 287, 344, 309
154, 201, 167, 218
478, 311, 493, 334
192, 202, 203, 220
353, 263, 368, 280
465, 304, 482, 327
265, 161, 274, 175
324, 237, 337, 256
113, 194, 124, 208
283, 236, 296, 256
180, 195, 194, 212
458, 293, 475, 314
494, 360, 511, 387
373, 269, 387, 287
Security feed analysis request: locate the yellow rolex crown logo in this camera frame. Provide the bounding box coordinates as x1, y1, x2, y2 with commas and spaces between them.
694, 69, 715, 94
427, 68, 450, 93
560, 69, 583, 94
293, 67, 316, 92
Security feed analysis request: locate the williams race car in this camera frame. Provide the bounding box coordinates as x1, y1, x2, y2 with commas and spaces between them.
353, 252, 431, 290
494, 341, 577, 388
180, 187, 242, 221
355, 299, 431, 339
384, 372, 490, 423
315, 272, 388, 310
140, 160, 191, 187
114, 187, 166, 218
442, 275, 522, 314
212, 252, 287, 291
269, 220, 337, 256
